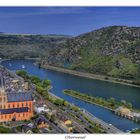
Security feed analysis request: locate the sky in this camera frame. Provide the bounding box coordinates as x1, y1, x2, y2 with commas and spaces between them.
0, 7, 140, 36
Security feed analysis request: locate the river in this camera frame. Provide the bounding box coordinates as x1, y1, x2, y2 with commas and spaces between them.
1, 59, 140, 132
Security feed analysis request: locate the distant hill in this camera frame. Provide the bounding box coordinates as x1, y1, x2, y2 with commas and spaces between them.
0, 34, 69, 59
41, 26, 140, 81
1, 26, 140, 81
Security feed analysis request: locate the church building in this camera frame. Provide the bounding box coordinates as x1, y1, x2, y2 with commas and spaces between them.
0, 73, 34, 122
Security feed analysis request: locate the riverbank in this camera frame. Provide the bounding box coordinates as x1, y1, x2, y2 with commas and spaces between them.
48, 85, 62, 100
41, 64, 140, 88
1, 59, 140, 88
63, 89, 134, 112
0, 58, 40, 63
63, 89, 114, 111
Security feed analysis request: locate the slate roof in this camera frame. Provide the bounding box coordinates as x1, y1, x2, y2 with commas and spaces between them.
0, 107, 28, 114
7, 92, 33, 102
22, 125, 33, 133
34, 116, 47, 125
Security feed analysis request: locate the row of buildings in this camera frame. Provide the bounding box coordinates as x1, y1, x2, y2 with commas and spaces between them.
0, 67, 75, 133
0, 69, 34, 122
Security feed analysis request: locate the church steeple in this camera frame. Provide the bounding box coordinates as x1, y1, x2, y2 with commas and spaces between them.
0, 72, 5, 90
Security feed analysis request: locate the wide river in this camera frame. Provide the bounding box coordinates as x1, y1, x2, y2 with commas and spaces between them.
1, 59, 140, 132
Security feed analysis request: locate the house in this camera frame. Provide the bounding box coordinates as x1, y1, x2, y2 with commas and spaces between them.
64, 120, 72, 126
58, 121, 73, 133
114, 106, 133, 119
22, 125, 33, 134
115, 106, 131, 116
27, 122, 36, 129
132, 112, 140, 123
58, 114, 73, 132
62, 119, 73, 132
35, 116, 50, 129
34, 105, 50, 114
58, 115, 72, 125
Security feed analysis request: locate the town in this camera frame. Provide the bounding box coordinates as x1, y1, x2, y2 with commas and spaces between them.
0, 65, 126, 134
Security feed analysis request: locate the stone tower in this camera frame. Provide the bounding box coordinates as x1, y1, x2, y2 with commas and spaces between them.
0, 72, 7, 109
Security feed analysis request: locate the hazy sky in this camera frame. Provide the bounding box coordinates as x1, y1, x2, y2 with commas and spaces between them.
0, 7, 140, 36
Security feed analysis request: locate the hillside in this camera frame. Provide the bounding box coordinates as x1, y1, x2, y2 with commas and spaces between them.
41, 26, 140, 81
0, 26, 140, 82
0, 33, 69, 59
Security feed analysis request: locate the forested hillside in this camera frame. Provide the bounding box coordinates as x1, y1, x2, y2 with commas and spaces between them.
41, 26, 140, 81
1, 26, 140, 81
0, 33, 69, 59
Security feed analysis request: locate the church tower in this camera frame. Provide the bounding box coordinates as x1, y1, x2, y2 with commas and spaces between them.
0, 72, 7, 109
0, 71, 6, 88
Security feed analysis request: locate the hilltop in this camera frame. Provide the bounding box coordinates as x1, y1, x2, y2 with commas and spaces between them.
41, 26, 140, 81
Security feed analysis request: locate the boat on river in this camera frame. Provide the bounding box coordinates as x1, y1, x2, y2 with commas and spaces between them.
22, 65, 25, 69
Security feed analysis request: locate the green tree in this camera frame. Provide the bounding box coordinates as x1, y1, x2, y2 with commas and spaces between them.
127, 102, 133, 108
121, 100, 126, 105
36, 85, 44, 94
16, 70, 28, 78
53, 98, 64, 106
71, 105, 79, 112
63, 101, 70, 107
0, 126, 12, 133
30, 76, 41, 84
43, 79, 51, 88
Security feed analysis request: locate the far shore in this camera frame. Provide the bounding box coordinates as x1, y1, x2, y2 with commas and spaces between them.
0, 57, 40, 62
41, 64, 140, 88
1, 58, 140, 88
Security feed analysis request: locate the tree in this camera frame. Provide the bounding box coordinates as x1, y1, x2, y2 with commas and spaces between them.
71, 105, 79, 112
43, 79, 51, 88
121, 100, 126, 105
63, 101, 70, 107
36, 85, 44, 94
30, 76, 41, 84
108, 97, 115, 104
53, 98, 64, 106
127, 102, 132, 108
0, 126, 12, 133
16, 70, 28, 78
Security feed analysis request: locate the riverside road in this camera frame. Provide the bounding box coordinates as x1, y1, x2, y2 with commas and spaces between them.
82, 109, 124, 133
